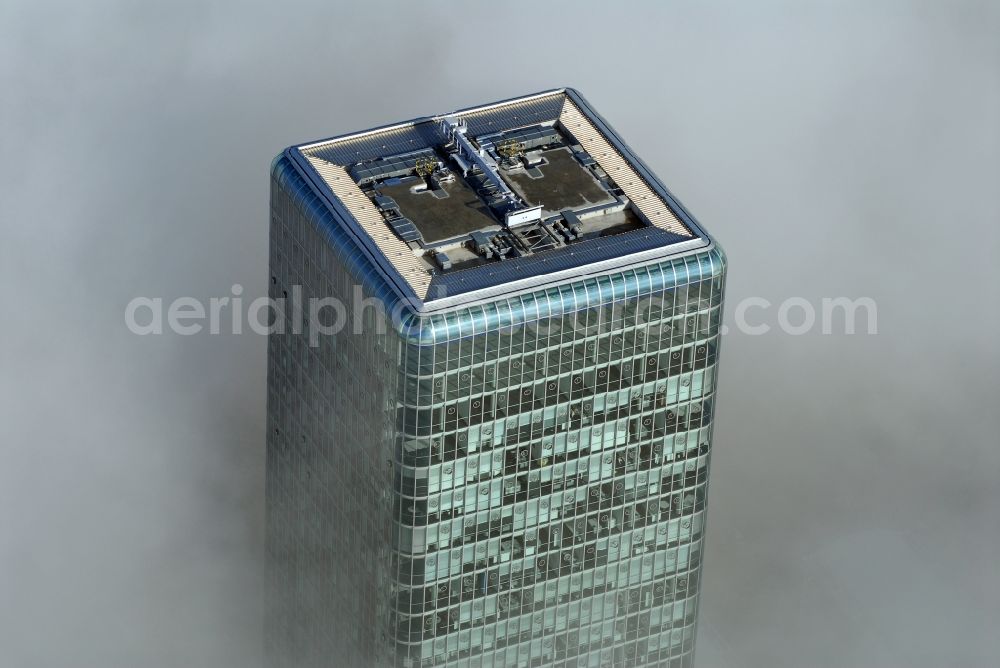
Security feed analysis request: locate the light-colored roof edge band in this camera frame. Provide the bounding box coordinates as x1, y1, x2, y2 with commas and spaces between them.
305, 156, 432, 296
558, 99, 691, 238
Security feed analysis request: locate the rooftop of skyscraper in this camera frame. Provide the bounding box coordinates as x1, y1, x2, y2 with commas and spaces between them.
281, 88, 713, 311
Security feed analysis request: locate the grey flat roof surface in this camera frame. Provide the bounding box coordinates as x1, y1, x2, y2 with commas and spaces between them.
504, 148, 615, 213
289, 89, 709, 309
380, 178, 500, 244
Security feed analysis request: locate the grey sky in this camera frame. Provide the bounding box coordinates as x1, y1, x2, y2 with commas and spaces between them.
2, 1, 998, 667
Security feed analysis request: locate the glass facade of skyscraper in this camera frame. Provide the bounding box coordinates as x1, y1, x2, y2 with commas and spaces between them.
267, 89, 726, 668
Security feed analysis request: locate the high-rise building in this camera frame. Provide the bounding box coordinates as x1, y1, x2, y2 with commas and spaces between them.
266, 89, 726, 668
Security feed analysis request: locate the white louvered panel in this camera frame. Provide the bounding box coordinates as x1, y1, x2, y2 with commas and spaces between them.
559, 101, 691, 238
306, 156, 431, 297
